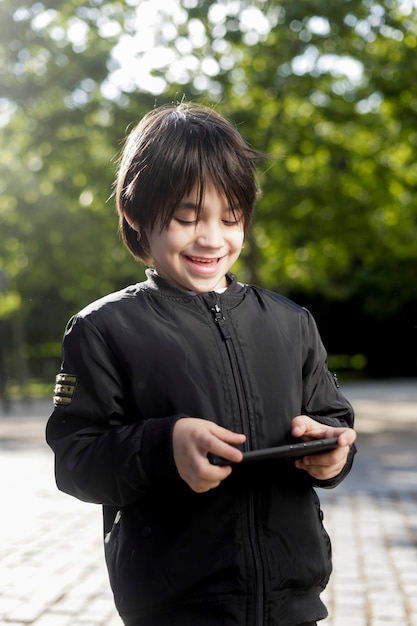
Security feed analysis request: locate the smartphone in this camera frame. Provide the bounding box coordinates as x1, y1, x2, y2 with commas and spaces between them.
207, 437, 340, 466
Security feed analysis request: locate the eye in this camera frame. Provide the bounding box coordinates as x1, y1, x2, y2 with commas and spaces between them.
174, 207, 197, 225
222, 210, 242, 226
174, 217, 196, 226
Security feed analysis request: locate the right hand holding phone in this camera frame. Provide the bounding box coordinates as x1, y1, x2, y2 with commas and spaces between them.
291, 415, 357, 480
172, 417, 245, 493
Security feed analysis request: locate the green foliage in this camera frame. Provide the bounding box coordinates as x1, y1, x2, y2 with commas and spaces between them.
0, 0, 416, 380
157, 0, 417, 319
0, 0, 153, 344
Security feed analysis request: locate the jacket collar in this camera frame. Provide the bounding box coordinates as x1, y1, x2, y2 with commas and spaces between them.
143, 268, 246, 300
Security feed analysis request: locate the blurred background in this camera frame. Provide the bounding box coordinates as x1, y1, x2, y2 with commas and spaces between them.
1, 0, 416, 406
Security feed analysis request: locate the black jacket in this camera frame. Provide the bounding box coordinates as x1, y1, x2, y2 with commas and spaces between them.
46, 270, 355, 626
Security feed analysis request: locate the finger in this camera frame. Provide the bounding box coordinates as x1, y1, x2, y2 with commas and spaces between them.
206, 422, 246, 445
295, 445, 350, 477
292, 416, 357, 447
205, 439, 244, 465
300, 446, 347, 467
291, 415, 327, 438
296, 461, 346, 481
188, 459, 234, 492
201, 424, 245, 464
337, 430, 357, 447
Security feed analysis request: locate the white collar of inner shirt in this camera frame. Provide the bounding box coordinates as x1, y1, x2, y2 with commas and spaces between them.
153, 272, 228, 295
186, 287, 228, 295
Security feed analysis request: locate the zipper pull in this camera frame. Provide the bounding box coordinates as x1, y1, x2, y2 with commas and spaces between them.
211, 302, 230, 339
211, 303, 225, 324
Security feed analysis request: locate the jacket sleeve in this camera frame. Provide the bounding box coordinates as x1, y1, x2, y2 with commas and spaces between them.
300, 309, 356, 489
46, 315, 182, 507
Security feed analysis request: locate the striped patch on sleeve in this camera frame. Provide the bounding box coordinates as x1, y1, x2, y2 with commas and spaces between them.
53, 373, 77, 406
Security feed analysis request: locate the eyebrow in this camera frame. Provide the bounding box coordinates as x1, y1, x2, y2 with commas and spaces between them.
175, 201, 236, 212
176, 201, 198, 210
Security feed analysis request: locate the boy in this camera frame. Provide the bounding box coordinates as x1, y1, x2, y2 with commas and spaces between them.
46, 103, 356, 626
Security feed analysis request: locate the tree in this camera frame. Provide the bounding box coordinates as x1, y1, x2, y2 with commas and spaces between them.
149, 0, 417, 373
0, 0, 153, 386
0, 0, 156, 384
1, 0, 416, 381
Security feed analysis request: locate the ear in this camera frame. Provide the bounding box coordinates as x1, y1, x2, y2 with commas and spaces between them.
123, 212, 139, 231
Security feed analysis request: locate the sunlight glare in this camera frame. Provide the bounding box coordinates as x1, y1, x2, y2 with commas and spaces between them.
109, 0, 183, 96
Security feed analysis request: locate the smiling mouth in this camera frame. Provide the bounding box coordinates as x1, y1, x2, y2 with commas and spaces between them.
186, 256, 221, 264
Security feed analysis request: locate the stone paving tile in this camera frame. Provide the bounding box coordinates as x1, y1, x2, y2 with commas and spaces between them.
0, 443, 121, 626
321, 489, 417, 625
0, 380, 416, 625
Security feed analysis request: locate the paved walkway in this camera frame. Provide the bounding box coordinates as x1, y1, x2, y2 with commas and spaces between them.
0, 379, 416, 625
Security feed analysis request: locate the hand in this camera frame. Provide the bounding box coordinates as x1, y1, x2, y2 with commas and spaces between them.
291, 415, 357, 481
172, 417, 246, 493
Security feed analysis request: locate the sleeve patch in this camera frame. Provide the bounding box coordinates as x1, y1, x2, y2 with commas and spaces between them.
53, 373, 77, 406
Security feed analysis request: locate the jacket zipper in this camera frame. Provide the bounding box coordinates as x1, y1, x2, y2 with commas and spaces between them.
210, 297, 265, 626
211, 303, 248, 428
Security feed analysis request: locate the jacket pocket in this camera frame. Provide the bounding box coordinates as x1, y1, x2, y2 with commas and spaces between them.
263, 487, 332, 591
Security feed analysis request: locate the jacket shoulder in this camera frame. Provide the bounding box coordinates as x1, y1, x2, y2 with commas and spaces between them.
76, 283, 146, 321
247, 284, 308, 316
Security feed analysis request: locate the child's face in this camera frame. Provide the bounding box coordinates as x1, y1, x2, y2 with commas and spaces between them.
147, 180, 244, 293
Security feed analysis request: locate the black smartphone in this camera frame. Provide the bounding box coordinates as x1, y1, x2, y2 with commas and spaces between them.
207, 437, 340, 466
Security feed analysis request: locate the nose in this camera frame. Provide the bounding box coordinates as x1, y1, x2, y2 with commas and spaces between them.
195, 220, 223, 248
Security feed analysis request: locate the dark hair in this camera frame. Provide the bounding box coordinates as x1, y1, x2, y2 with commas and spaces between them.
115, 103, 260, 263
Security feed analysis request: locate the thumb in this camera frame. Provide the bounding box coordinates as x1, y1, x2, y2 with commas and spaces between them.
291, 415, 318, 438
